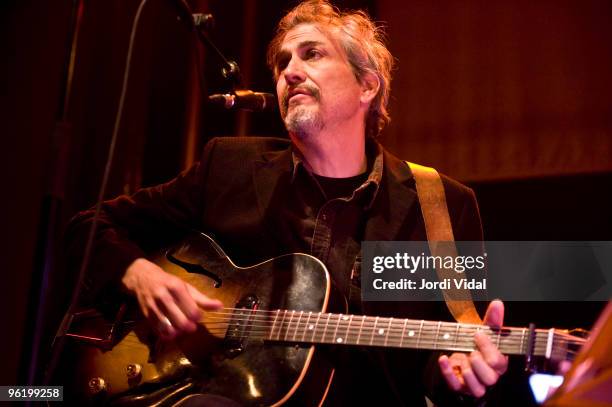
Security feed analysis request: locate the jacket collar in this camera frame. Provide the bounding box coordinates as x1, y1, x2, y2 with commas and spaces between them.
252, 145, 294, 221
251, 140, 419, 242
363, 149, 418, 241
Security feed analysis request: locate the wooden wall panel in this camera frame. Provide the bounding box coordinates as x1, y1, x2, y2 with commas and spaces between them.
377, 0, 612, 181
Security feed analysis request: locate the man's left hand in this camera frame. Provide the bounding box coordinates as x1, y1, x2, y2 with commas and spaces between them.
438, 300, 509, 398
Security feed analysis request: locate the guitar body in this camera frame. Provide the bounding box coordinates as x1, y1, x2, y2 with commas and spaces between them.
57, 233, 586, 405
59, 233, 336, 406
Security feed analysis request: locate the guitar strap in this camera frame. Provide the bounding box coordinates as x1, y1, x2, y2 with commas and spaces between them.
406, 162, 483, 324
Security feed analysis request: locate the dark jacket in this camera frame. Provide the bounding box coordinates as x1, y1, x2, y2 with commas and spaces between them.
65, 136, 484, 406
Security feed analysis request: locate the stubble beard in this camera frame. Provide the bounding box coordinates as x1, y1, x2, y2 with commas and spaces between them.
284, 105, 324, 140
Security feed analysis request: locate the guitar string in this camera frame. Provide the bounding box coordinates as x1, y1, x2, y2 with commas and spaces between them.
116, 328, 579, 358
206, 327, 581, 357
205, 308, 585, 338
112, 309, 585, 353
113, 323, 581, 357
199, 311, 586, 347
216, 330, 581, 355
113, 336, 580, 359
215, 330, 580, 355
116, 322, 582, 356
204, 308, 587, 344
113, 308, 585, 349
114, 328, 580, 357
113, 321, 584, 350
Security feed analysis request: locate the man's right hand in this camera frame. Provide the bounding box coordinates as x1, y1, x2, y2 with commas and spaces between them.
122, 258, 223, 340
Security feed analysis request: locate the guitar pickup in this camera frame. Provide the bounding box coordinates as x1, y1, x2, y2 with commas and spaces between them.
223, 295, 259, 358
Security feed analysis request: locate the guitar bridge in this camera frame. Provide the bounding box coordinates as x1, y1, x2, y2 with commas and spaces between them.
223, 295, 259, 358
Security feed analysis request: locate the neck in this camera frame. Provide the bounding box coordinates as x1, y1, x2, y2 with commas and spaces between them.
290, 121, 367, 178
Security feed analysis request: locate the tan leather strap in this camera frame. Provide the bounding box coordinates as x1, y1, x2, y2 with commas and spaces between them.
407, 162, 482, 324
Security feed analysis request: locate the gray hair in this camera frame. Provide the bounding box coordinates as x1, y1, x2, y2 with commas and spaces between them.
267, 0, 395, 138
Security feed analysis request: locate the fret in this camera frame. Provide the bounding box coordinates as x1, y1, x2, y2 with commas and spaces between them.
546, 328, 554, 359
437, 322, 457, 351
534, 331, 542, 357
416, 320, 424, 349
384, 318, 393, 346
404, 322, 418, 347
293, 311, 303, 341
434, 321, 441, 349
345, 315, 354, 345
284, 310, 295, 341
283, 310, 292, 340
453, 324, 474, 352
269, 310, 280, 340
277, 310, 288, 340
508, 329, 521, 355
399, 319, 408, 348
302, 311, 312, 342
374, 317, 389, 346
322, 313, 332, 343
266, 310, 571, 358
312, 313, 322, 342
356, 315, 366, 345
332, 314, 342, 344
370, 316, 379, 346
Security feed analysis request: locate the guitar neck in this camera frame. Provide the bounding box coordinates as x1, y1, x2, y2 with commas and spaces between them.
258, 310, 568, 357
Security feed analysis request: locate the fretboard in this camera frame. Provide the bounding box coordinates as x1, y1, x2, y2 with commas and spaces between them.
248, 310, 575, 357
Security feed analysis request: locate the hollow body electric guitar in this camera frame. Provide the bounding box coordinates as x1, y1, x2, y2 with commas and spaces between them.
59, 233, 585, 406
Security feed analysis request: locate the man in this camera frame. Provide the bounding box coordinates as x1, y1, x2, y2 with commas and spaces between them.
66, 1, 507, 405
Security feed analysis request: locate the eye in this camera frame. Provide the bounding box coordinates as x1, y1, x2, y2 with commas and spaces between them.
275, 54, 290, 73
305, 48, 323, 60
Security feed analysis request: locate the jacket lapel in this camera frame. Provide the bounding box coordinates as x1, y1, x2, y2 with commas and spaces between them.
251, 143, 420, 243
364, 151, 419, 241
252, 147, 294, 222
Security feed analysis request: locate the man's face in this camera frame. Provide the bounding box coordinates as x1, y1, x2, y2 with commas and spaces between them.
274, 23, 366, 139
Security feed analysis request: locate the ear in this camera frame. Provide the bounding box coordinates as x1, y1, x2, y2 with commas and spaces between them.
360, 72, 380, 105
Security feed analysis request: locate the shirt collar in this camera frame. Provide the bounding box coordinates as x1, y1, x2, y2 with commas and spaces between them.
289, 137, 383, 209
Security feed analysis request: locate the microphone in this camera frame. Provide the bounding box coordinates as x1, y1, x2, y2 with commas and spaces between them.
208, 90, 277, 112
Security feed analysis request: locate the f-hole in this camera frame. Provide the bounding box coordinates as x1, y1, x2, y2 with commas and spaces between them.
166, 251, 223, 288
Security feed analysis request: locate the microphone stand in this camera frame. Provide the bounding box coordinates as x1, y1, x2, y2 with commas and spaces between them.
193, 14, 242, 90
171, 0, 242, 92
45, 1, 251, 389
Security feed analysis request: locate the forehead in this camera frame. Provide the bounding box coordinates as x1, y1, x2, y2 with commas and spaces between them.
280, 23, 342, 53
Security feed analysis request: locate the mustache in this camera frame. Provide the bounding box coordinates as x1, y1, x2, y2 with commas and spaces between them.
281, 85, 321, 112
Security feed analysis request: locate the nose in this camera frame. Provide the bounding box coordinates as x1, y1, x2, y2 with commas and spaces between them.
282, 55, 306, 86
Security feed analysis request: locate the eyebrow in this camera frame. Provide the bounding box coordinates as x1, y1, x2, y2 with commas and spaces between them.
276, 40, 327, 66
295, 40, 326, 50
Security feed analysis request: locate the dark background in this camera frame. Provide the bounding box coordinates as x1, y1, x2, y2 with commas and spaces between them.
1, 0, 610, 393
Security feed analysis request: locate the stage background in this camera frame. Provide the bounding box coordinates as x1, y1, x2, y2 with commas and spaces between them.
1, 0, 610, 391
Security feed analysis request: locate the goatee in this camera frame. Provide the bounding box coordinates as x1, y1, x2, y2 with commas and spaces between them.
284, 106, 324, 139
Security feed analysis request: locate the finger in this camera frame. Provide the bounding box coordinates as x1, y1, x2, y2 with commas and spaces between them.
469, 350, 499, 387
460, 352, 487, 398
483, 300, 504, 328
146, 300, 177, 340
156, 291, 198, 333
187, 284, 223, 310
557, 360, 572, 375
438, 355, 463, 392
474, 332, 508, 374
168, 281, 203, 322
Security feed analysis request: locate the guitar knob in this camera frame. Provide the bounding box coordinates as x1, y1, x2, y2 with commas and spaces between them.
88, 377, 107, 394
126, 363, 142, 379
